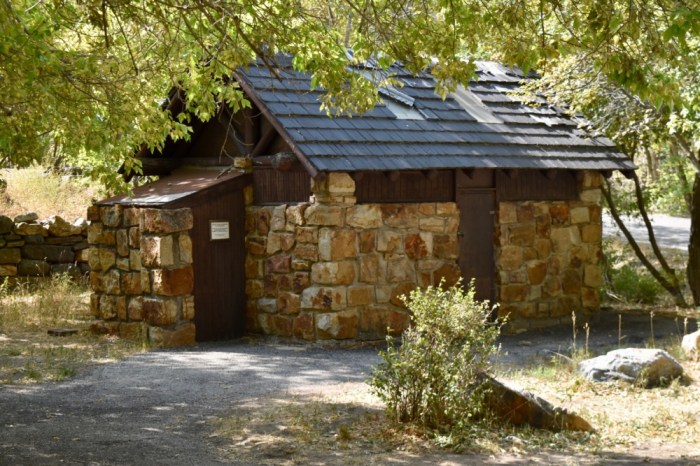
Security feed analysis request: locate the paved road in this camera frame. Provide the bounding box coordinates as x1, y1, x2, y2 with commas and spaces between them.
603, 213, 691, 250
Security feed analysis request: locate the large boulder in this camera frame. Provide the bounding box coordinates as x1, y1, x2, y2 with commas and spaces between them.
579, 348, 683, 387
682, 330, 700, 360
480, 374, 593, 432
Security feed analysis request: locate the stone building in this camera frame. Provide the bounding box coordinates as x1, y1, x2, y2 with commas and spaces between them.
89, 58, 634, 345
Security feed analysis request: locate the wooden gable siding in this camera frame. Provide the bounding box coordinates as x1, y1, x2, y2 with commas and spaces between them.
253, 167, 311, 204
355, 170, 454, 203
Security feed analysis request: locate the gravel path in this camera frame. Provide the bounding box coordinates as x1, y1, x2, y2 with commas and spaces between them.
0, 342, 379, 465
1, 311, 695, 465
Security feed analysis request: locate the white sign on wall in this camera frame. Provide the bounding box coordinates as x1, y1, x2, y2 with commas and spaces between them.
210, 221, 230, 241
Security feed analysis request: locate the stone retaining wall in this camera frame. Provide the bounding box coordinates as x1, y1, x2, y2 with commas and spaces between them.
245, 173, 462, 340
496, 171, 603, 331
0, 213, 89, 279
87, 205, 196, 347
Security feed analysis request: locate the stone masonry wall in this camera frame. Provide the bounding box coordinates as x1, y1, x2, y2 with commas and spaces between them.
245, 173, 462, 340
87, 205, 196, 347
496, 171, 603, 331
0, 213, 89, 279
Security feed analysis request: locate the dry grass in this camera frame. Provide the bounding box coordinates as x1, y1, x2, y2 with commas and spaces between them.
0, 275, 145, 384
0, 166, 98, 221
212, 341, 700, 465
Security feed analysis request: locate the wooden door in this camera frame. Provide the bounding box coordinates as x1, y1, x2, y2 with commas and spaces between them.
190, 187, 247, 341
456, 190, 496, 302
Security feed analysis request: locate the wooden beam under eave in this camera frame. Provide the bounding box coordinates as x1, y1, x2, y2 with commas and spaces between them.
422, 169, 439, 180
386, 170, 400, 182
502, 169, 518, 179
461, 168, 475, 179
250, 122, 277, 157
541, 169, 558, 180
620, 169, 635, 179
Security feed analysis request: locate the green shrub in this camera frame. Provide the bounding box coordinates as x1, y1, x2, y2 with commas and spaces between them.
370, 281, 501, 434
610, 265, 663, 304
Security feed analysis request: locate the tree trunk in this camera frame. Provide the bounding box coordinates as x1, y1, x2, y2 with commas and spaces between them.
603, 178, 687, 307
687, 173, 700, 305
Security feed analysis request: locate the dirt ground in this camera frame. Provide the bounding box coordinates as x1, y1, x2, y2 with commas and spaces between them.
1, 308, 699, 465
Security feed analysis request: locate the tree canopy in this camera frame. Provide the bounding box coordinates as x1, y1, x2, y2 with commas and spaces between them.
2, 0, 696, 188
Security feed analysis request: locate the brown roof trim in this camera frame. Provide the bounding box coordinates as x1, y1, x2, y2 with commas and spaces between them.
233, 70, 319, 179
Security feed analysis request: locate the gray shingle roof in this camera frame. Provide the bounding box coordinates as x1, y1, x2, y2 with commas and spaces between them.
235, 58, 635, 173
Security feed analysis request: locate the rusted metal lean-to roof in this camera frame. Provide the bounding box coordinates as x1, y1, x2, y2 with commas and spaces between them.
237, 57, 635, 174
98, 168, 250, 207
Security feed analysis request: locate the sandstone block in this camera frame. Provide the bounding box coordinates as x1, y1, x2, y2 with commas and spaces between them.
256, 208, 271, 235
516, 204, 535, 223
122, 272, 142, 294
562, 268, 582, 294
128, 227, 140, 248
151, 266, 194, 296
311, 261, 355, 285
0, 248, 21, 264
550, 226, 581, 252
359, 305, 409, 339
375, 285, 392, 303
326, 172, 355, 195
433, 235, 458, 259
436, 202, 457, 215
500, 284, 528, 302
257, 298, 277, 313
22, 244, 74, 263
123, 207, 140, 227
99, 295, 118, 319
246, 237, 267, 256
507, 223, 536, 246
87, 205, 101, 222
682, 330, 700, 360
432, 262, 462, 287
129, 249, 141, 271
570, 206, 590, 224
18, 259, 50, 276
499, 203, 518, 224
318, 228, 356, 260
527, 261, 547, 285
265, 255, 291, 273
286, 204, 307, 226
295, 226, 318, 244
292, 272, 310, 292
386, 256, 414, 283
583, 265, 602, 287
390, 282, 416, 307
404, 233, 428, 259
293, 313, 315, 340
128, 296, 144, 321
301, 286, 346, 310
316, 310, 358, 339
579, 188, 601, 204
419, 203, 435, 215
346, 204, 382, 228
418, 217, 445, 233
581, 287, 600, 309
141, 235, 174, 267
377, 230, 402, 253
581, 224, 602, 243
182, 295, 195, 320
549, 204, 570, 225
100, 205, 122, 227
359, 254, 383, 283
143, 297, 179, 325
266, 232, 295, 254
179, 234, 193, 263
0, 263, 17, 276
140, 208, 193, 234
358, 230, 376, 253
499, 245, 523, 272
47, 215, 83, 237
380, 204, 419, 228
119, 322, 146, 340
141, 269, 151, 294
0, 215, 13, 234
304, 205, 343, 226
148, 322, 196, 347
15, 222, 48, 237
347, 285, 374, 306
116, 229, 129, 257
277, 292, 301, 314
271, 205, 287, 232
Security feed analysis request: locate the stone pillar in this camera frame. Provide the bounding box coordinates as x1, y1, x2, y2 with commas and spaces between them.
88, 205, 196, 347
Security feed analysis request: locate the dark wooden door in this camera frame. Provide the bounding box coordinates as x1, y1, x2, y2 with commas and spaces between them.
456, 190, 496, 302
190, 187, 247, 341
